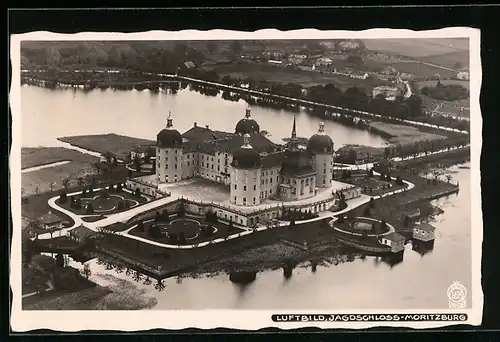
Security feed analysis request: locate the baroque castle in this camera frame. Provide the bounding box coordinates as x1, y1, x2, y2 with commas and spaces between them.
154, 108, 335, 207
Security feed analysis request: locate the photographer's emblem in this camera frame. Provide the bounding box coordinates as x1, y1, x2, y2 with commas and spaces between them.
447, 281, 467, 308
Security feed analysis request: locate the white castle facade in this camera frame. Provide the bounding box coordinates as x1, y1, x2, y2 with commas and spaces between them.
153, 108, 336, 207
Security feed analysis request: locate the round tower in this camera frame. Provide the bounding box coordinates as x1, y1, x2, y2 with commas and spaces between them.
307, 122, 335, 188
230, 134, 262, 206
156, 111, 183, 183
235, 107, 260, 135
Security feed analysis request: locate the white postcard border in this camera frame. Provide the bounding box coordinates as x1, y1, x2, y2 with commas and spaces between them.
9, 27, 483, 331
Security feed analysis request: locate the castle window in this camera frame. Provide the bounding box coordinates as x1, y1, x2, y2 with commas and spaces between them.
243, 197, 246, 204
323, 179, 326, 185
211, 165, 214, 169
234, 197, 236, 203
234, 184, 237, 190
165, 164, 168, 169
270, 177, 272, 183
277, 176, 279, 182
244, 186, 247, 191
202, 162, 205, 167
323, 168, 326, 174
187, 161, 190, 166
253, 197, 256, 204
175, 164, 177, 169
253, 185, 256, 190
217, 166, 220, 171
270, 189, 272, 194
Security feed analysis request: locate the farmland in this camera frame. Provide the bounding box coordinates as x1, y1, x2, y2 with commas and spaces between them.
389, 61, 458, 79
362, 38, 469, 57
419, 50, 470, 70
200, 62, 388, 91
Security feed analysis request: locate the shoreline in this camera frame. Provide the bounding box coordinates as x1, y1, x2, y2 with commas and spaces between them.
21, 70, 470, 134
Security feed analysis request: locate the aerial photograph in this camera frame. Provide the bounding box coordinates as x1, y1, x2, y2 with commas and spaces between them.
17, 37, 472, 312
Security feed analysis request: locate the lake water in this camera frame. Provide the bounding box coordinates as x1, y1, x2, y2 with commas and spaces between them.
20, 85, 471, 309
20, 85, 386, 148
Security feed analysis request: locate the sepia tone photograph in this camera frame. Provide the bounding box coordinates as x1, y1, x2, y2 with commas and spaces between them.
9, 27, 482, 330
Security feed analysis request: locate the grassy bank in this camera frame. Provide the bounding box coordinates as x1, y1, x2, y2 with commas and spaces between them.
58, 134, 156, 161
368, 121, 447, 145
21, 147, 97, 170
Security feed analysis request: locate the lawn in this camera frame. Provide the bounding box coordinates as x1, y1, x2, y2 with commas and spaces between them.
201, 63, 388, 91
58, 134, 156, 161
21, 161, 98, 196
367, 121, 447, 145
21, 147, 98, 170
362, 38, 469, 58
21, 189, 74, 224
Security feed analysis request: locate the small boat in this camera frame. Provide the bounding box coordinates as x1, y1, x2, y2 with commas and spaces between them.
458, 166, 470, 169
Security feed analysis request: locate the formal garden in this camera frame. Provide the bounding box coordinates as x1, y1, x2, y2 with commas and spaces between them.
55, 183, 148, 216
335, 168, 408, 196
128, 204, 244, 245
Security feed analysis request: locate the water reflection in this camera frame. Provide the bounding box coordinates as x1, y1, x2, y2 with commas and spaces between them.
412, 240, 435, 257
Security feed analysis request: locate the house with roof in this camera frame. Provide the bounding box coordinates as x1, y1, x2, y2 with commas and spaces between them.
379, 232, 406, 253
39, 211, 64, 231
131, 145, 155, 161
412, 222, 436, 242
457, 71, 469, 80
69, 225, 97, 243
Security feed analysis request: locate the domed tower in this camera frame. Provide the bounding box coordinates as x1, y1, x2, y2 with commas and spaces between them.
230, 134, 262, 206
307, 122, 335, 188
235, 107, 260, 135
156, 111, 183, 183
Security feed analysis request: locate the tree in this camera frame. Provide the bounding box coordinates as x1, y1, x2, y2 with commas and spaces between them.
206, 41, 218, 54
61, 177, 71, 191
134, 188, 141, 198
86, 202, 94, 214
369, 197, 375, 209
230, 41, 243, 56
403, 215, 410, 228
82, 263, 92, 279
347, 55, 364, 65
77, 177, 85, 190
179, 232, 186, 244
178, 201, 186, 218
55, 253, 64, 267
149, 224, 161, 239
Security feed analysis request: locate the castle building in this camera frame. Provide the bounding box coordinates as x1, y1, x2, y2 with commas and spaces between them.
153, 108, 336, 207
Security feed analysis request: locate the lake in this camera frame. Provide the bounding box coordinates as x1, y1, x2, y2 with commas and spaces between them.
20, 85, 386, 148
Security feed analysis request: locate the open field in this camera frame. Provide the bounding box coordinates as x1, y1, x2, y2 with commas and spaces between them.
419, 50, 470, 70
58, 134, 156, 160
368, 121, 447, 145
389, 61, 458, 79
21, 147, 97, 170
362, 38, 469, 57
200, 63, 388, 90
22, 161, 98, 196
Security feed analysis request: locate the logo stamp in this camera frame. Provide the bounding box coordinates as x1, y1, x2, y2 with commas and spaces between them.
447, 281, 467, 309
